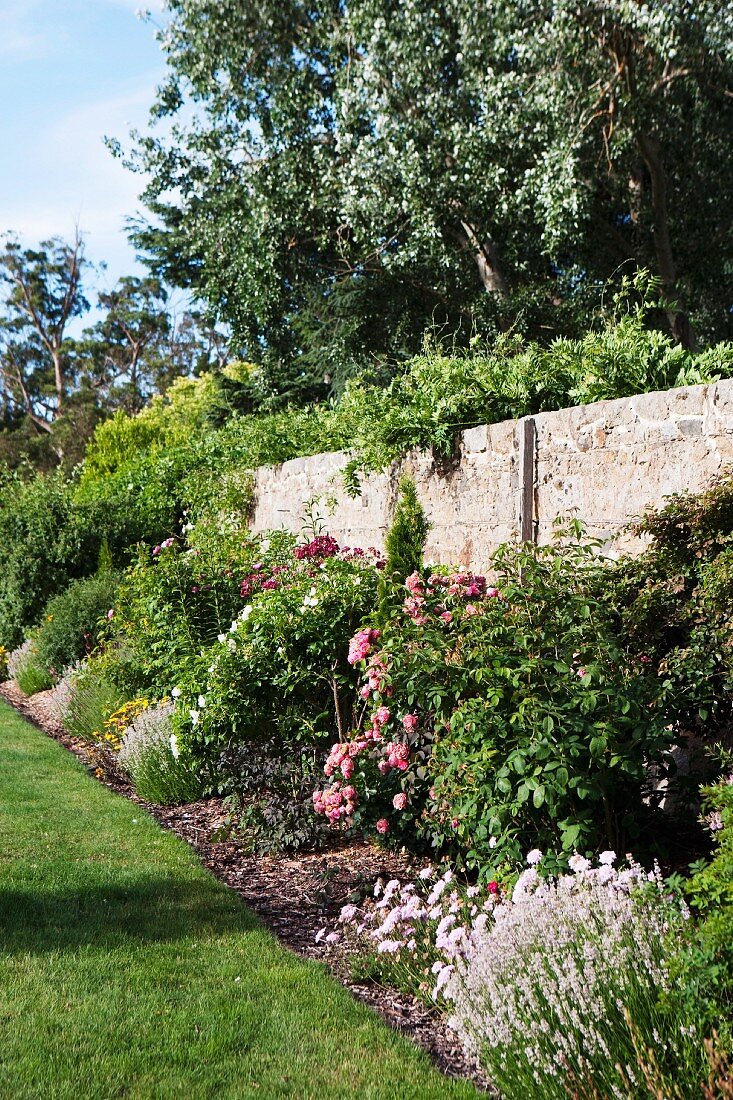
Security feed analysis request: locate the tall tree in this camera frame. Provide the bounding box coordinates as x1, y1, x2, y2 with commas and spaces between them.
122, 0, 732, 394
80, 276, 171, 413
0, 231, 89, 428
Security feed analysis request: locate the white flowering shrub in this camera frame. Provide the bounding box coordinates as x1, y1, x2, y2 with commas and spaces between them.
446, 855, 701, 1099
323, 853, 717, 1098
118, 702, 202, 805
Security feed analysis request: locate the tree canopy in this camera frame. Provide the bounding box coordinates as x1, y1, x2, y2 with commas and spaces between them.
123, 0, 733, 400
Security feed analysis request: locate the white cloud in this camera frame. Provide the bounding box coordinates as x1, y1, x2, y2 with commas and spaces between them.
0, 82, 158, 284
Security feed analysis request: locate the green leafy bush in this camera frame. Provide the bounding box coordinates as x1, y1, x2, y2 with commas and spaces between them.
0, 471, 97, 648
34, 571, 120, 679
608, 472, 733, 736
173, 534, 382, 849
315, 529, 671, 873
110, 530, 295, 697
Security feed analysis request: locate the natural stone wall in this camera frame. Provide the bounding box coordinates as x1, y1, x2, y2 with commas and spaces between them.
250, 379, 733, 569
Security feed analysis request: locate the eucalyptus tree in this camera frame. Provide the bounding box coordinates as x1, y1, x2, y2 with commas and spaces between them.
124, 0, 732, 394
0, 231, 89, 428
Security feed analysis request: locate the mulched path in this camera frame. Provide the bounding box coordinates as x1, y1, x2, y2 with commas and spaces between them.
0, 680, 492, 1094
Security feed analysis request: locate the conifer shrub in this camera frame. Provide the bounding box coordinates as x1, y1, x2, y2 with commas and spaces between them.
377, 476, 430, 623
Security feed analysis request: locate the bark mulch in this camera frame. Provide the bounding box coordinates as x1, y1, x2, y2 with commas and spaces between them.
0, 681, 492, 1094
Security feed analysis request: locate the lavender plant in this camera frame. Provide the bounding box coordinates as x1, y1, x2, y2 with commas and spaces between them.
7, 639, 52, 695
118, 702, 202, 805
446, 856, 703, 1099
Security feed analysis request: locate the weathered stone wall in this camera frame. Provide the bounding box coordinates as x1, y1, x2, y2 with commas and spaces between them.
250, 379, 733, 569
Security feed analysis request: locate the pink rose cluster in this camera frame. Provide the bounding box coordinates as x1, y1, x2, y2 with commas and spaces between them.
401, 570, 499, 626
323, 737, 372, 779
312, 781, 357, 823
348, 627, 381, 666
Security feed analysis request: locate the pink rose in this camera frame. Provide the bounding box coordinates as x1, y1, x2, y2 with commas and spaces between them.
393, 793, 408, 810
340, 757, 354, 779
440, 611, 453, 624
376, 818, 389, 835
402, 714, 418, 733
374, 705, 391, 727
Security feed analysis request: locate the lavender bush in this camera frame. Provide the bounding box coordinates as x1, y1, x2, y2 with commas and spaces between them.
119, 702, 202, 805
326, 855, 720, 1099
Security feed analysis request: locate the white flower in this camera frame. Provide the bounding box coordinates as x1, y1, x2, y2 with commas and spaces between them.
598, 851, 617, 866
189, 709, 199, 726
197, 695, 206, 709
171, 687, 182, 698
217, 633, 227, 644
242, 605, 253, 620
489, 836, 498, 848
526, 849, 543, 866
568, 854, 592, 874
169, 733, 180, 759
260, 539, 270, 552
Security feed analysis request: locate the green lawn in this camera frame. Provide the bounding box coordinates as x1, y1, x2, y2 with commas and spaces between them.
0, 702, 478, 1099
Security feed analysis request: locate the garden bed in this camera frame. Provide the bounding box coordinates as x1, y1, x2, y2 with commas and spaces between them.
0, 679, 491, 1093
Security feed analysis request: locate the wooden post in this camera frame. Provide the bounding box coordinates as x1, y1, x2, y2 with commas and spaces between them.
517, 416, 536, 542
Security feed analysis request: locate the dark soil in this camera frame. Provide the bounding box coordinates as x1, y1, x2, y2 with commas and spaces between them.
0, 680, 492, 1094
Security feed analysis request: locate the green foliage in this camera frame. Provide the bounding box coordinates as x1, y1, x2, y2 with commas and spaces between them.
127, 1, 732, 382
34, 571, 120, 679
378, 476, 430, 622
172, 536, 381, 849
0, 470, 98, 648
607, 472, 733, 735
336, 530, 671, 872
340, 311, 733, 476
109, 533, 290, 697
672, 759, 733, 1045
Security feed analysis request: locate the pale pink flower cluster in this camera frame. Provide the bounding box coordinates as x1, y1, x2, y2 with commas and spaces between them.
347, 627, 381, 666
402, 570, 497, 626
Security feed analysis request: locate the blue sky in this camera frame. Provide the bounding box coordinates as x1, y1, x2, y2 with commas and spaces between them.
0, 0, 168, 298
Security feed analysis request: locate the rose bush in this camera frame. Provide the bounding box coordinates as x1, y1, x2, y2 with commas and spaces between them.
314, 529, 672, 872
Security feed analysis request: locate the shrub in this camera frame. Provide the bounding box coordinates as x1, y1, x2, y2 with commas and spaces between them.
377, 476, 430, 622
34, 571, 120, 679
608, 473, 733, 738
216, 740, 335, 854
118, 702, 202, 805
0, 471, 98, 648
174, 535, 382, 849
672, 759, 733, 1048
444, 856, 707, 1099
111, 530, 295, 697
60, 656, 127, 744
314, 530, 671, 872
7, 639, 52, 695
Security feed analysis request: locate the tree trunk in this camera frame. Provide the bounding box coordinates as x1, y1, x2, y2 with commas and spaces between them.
52, 348, 64, 414
635, 131, 693, 348
458, 217, 508, 297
